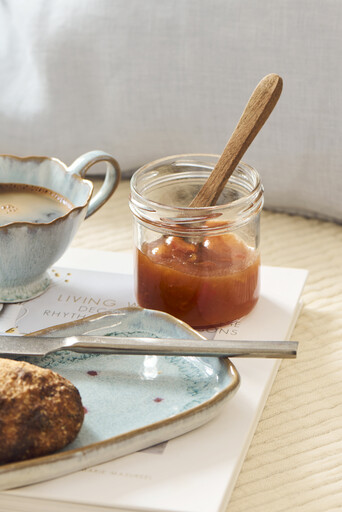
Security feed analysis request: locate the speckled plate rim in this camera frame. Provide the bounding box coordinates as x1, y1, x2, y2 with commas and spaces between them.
0, 307, 240, 491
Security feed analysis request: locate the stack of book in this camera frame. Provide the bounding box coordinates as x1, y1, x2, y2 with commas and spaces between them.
0, 249, 307, 512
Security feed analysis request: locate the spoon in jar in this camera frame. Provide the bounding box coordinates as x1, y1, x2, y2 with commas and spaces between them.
189, 73, 283, 208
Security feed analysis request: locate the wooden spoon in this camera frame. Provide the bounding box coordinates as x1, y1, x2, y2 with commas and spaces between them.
189, 73, 283, 208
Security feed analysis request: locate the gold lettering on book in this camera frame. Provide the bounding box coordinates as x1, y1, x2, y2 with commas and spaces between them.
56, 294, 117, 314
57, 294, 116, 307
84, 467, 152, 480
43, 310, 87, 320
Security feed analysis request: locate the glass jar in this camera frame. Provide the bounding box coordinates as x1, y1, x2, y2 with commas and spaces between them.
129, 154, 264, 329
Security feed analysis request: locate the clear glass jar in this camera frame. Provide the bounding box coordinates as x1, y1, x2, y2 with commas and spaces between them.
129, 154, 264, 329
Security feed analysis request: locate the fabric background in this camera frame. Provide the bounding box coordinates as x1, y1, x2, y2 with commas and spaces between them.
0, 0, 341, 222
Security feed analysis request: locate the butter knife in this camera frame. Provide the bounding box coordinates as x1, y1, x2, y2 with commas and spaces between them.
0, 335, 298, 359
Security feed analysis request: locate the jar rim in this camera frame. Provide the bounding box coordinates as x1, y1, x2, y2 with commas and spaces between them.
129, 153, 264, 234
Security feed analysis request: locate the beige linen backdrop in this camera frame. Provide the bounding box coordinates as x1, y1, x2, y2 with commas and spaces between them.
0, 0, 341, 222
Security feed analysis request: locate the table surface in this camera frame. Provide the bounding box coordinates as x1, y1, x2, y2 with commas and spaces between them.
72, 178, 342, 512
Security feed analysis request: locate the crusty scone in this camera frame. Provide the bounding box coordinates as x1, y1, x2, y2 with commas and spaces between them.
0, 358, 84, 464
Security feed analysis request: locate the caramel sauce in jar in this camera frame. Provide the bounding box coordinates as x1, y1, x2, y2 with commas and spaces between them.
130, 155, 264, 329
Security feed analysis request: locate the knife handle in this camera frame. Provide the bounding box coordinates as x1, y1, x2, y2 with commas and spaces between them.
67, 337, 298, 359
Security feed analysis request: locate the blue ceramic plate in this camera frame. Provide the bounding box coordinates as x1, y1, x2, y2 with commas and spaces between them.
0, 307, 240, 490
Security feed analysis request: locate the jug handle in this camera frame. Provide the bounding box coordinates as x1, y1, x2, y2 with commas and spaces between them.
68, 151, 121, 218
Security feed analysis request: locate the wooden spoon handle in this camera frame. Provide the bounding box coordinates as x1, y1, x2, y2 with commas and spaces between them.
189, 73, 283, 208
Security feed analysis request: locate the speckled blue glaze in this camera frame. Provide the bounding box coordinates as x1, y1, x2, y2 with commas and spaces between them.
0, 151, 120, 303
0, 308, 240, 491
25, 307, 237, 449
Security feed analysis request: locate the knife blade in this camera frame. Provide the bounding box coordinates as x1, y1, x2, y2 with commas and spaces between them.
0, 335, 298, 359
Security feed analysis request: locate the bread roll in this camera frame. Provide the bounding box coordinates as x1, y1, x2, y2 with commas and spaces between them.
0, 358, 84, 464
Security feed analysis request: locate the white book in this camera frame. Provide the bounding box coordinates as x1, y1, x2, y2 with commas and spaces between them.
0, 249, 307, 512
